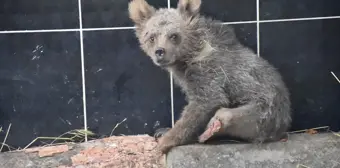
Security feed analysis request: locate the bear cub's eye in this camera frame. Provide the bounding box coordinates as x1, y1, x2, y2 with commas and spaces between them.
169, 34, 179, 42
149, 36, 155, 43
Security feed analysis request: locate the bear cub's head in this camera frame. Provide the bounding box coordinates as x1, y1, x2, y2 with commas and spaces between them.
128, 0, 203, 67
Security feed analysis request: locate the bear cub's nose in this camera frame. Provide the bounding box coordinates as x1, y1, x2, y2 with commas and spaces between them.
155, 48, 165, 57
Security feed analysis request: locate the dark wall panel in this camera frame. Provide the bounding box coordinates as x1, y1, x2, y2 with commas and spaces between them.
0, 0, 79, 30
82, 0, 168, 28
83, 30, 172, 137
0, 32, 84, 148
260, 0, 340, 20
260, 20, 340, 131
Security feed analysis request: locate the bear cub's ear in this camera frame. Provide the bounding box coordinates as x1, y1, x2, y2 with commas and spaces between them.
128, 0, 156, 26
177, 0, 201, 17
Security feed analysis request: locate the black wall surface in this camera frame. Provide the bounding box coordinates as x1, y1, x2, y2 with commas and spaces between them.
0, 0, 339, 150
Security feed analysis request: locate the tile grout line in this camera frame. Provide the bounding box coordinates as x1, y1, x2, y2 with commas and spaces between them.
83, 27, 135, 31
168, 0, 175, 128
0, 29, 80, 34
260, 15, 340, 23
78, 0, 88, 142
256, 0, 260, 57
1, 16, 340, 34
221, 20, 257, 25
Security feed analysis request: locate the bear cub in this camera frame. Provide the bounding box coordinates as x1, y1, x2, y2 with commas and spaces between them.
128, 0, 291, 154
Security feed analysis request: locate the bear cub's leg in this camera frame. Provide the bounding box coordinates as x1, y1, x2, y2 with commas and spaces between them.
154, 127, 171, 140
199, 103, 263, 143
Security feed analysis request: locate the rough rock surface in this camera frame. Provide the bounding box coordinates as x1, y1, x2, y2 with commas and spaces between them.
0, 133, 339, 168
166, 133, 340, 168
0, 135, 165, 168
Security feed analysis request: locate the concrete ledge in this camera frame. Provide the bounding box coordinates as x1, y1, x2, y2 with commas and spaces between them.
166, 133, 340, 168
0, 133, 338, 168
0, 135, 163, 168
